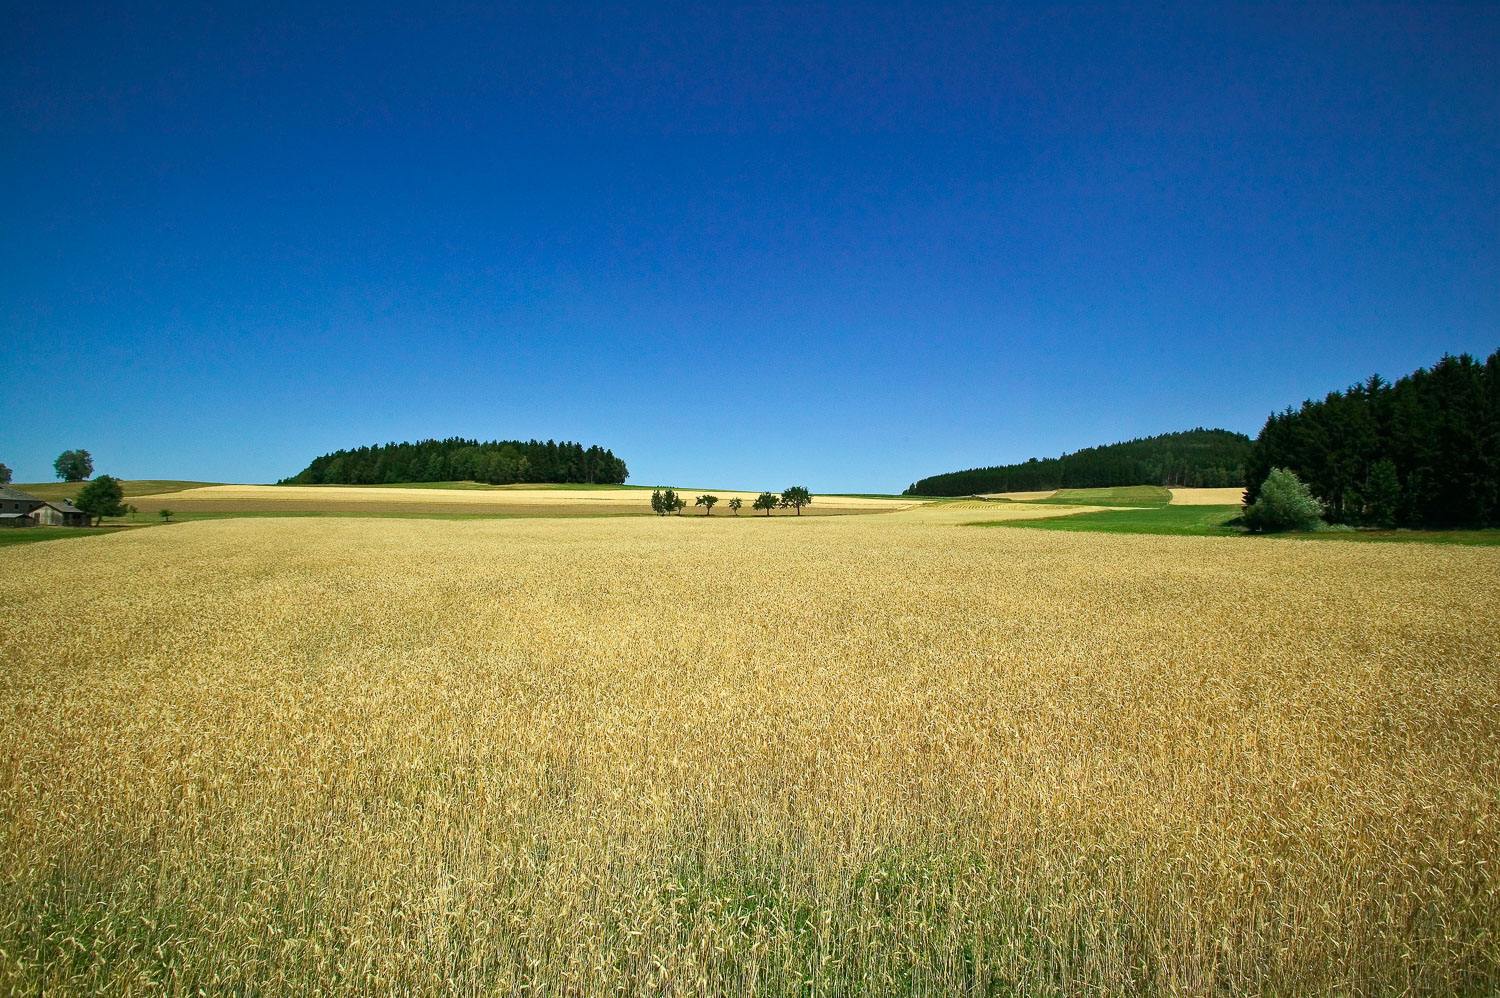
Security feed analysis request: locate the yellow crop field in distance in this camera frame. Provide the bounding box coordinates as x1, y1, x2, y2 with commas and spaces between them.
124, 484, 917, 517
1169, 487, 1249, 505
2, 516, 1497, 996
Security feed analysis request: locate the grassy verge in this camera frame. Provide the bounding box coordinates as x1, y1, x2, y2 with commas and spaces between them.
977, 504, 1500, 545
1274, 527, 1500, 546
0, 527, 116, 547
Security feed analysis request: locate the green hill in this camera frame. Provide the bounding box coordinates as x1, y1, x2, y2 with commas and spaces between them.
14, 480, 220, 502
905, 429, 1250, 497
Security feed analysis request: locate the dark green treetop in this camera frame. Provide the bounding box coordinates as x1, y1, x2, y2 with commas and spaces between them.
74, 475, 126, 524
54, 449, 93, 482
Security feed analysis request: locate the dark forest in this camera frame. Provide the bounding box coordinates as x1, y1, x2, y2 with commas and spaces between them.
905, 429, 1251, 497
281, 438, 628, 486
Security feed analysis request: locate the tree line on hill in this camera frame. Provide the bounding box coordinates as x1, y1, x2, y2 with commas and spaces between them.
280, 438, 628, 486
1244, 349, 1499, 527
903, 429, 1250, 497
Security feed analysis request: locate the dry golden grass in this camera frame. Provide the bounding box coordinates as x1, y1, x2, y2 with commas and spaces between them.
2, 517, 1497, 996
1169, 488, 1248, 506
980, 490, 1060, 501
125, 485, 915, 517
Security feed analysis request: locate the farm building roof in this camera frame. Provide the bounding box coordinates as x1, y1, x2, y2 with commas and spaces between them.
0, 485, 41, 503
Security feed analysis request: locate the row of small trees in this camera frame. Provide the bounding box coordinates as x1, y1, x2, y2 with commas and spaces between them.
651, 487, 812, 516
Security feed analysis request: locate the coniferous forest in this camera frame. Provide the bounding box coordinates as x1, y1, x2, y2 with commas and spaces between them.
1244, 350, 1499, 526
280, 438, 628, 486
904, 429, 1251, 497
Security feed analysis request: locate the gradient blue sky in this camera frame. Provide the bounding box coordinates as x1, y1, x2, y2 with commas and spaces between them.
3, 2, 1496, 492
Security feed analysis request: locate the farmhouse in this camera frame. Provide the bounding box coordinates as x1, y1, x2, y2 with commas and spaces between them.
0, 485, 43, 526
0, 486, 91, 527
31, 499, 91, 527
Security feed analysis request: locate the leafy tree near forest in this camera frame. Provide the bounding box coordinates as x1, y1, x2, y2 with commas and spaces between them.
1243, 349, 1499, 526
281, 437, 627, 486
54, 449, 93, 482
1243, 468, 1323, 532
74, 475, 126, 525
753, 492, 779, 516
905, 429, 1250, 497
779, 487, 812, 515
695, 495, 718, 515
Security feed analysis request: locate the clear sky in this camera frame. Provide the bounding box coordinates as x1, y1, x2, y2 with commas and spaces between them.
2, 2, 1496, 492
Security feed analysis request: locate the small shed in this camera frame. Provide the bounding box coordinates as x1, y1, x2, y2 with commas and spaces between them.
0, 511, 33, 528
31, 500, 91, 527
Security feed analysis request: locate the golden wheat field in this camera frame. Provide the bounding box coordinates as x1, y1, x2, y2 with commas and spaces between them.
2, 514, 1498, 996
123, 485, 915, 517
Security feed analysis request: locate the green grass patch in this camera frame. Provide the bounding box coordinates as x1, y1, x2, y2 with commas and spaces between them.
1274, 527, 1500, 546
0, 527, 116, 547
1029, 486, 1173, 507
979, 504, 1242, 535
977, 504, 1500, 545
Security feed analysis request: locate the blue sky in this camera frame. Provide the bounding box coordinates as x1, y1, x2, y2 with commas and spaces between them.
2, 2, 1496, 492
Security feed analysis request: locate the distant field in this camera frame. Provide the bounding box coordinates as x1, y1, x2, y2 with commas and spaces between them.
894, 503, 1111, 526
982, 504, 1244, 536
1169, 487, 1247, 506
1029, 486, 1172, 507
315, 481, 657, 491
980, 489, 1059, 501
123, 484, 918, 517
13, 480, 221, 502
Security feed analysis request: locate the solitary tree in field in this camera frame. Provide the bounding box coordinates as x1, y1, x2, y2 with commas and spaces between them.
753, 492, 779, 516
159, 508, 173, 523
779, 486, 812, 515
728, 497, 742, 515
54, 449, 93, 482
74, 475, 126, 525
0, 462, 11, 485
695, 494, 718, 515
